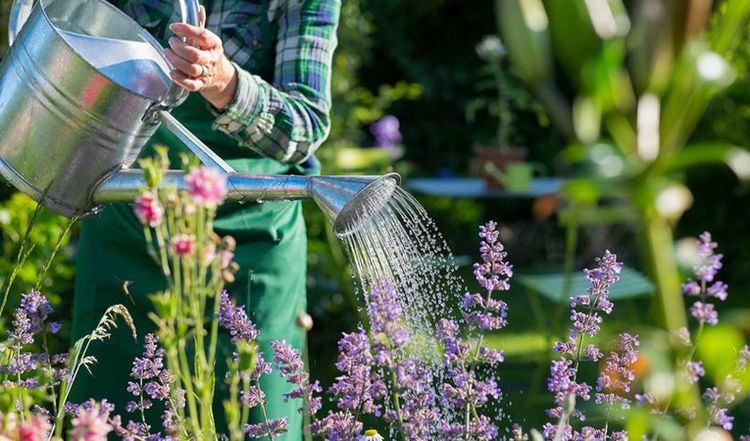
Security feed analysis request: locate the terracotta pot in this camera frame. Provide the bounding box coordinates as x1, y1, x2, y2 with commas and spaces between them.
470, 144, 528, 189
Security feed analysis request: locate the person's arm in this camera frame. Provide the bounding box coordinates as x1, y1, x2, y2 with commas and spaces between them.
166, 0, 341, 164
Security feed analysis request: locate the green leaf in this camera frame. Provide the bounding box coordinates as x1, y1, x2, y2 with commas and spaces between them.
496, 0, 553, 87
663, 143, 750, 180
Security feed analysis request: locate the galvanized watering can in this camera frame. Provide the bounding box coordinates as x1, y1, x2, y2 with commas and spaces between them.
0, 0, 399, 236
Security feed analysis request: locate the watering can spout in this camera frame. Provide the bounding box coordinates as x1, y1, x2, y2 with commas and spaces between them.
93, 171, 401, 236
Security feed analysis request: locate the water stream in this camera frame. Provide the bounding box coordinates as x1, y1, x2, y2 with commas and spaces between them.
339, 186, 466, 364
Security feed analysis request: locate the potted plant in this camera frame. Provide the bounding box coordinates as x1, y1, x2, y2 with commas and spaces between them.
468, 35, 533, 188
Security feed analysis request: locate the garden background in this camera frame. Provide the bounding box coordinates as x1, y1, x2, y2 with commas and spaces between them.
0, 0, 749, 437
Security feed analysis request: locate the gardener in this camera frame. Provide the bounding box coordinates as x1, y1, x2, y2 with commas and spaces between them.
71, 0, 340, 438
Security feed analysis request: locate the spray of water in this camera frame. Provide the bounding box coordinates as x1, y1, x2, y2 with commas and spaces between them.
338, 186, 466, 364
337, 185, 516, 436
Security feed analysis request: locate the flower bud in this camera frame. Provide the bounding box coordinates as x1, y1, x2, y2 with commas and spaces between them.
296, 312, 314, 331
222, 270, 235, 283
222, 236, 237, 251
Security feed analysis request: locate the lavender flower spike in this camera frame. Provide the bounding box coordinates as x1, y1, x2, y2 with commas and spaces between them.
271, 340, 322, 414
682, 232, 727, 325
218, 290, 259, 343
473, 220, 513, 293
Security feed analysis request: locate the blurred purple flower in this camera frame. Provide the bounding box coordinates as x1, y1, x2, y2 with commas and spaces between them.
682, 232, 727, 326
245, 418, 288, 439
595, 333, 639, 410
685, 361, 705, 384
218, 291, 259, 343
370, 115, 402, 148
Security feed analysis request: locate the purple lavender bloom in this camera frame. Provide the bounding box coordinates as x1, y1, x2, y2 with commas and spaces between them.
437, 319, 471, 363
462, 292, 508, 331
690, 301, 718, 325
218, 290, 259, 343
473, 221, 513, 293
683, 232, 727, 326
368, 283, 406, 345
389, 359, 441, 439
48, 322, 62, 334
120, 334, 174, 440
695, 232, 723, 282
310, 411, 362, 441
711, 408, 734, 431
328, 330, 384, 416
566, 251, 622, 340
271, 340, 322, 414
545, 251, 623, 430
240, 386, 265, 408
7, 291, 54, 346
245, 418, 289, 439
370, 115, 403, 148
469, 415, 499, 440
685, 361, 705, 384
547, 359, 591, 413
595, 333, 639, 411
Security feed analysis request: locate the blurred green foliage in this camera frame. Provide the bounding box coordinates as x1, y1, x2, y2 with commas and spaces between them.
0, 193, 76, 351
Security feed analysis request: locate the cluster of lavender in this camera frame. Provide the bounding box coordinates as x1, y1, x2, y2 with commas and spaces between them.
1, 291, 66, 390
368, 283, 439, 440
672, 233, 747, 432
310, 329, 383, 439
111, 333, 183, 440
542, 250, 636, 440
682, 232, 726, 326
0, 290, 134, 441
216, 292, 289, 440
436, 221, 508, 440
307, 284, 418, 440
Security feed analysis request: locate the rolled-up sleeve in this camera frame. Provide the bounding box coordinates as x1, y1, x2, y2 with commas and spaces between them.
212, 0, 340, 164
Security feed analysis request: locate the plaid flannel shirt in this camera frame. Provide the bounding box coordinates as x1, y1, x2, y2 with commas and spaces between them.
115, 0, 340, 165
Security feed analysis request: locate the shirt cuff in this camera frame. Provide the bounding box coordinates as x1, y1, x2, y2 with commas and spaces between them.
211, 63, 265, 135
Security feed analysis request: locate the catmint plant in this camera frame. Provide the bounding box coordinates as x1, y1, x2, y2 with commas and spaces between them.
437, 221, 509, 440
542, 250, 634, 440
638, 232, 749, 439
217, 291, 287, 441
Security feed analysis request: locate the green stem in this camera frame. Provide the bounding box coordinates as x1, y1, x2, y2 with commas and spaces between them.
641, 212, 687, 333
388, 368, 408, 441
33, 215, 78, 292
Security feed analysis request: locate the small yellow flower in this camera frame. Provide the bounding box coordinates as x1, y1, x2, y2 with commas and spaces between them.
361, 429, 384, 441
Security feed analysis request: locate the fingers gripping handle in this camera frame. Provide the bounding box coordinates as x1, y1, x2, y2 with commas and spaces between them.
161, 0, 203, 109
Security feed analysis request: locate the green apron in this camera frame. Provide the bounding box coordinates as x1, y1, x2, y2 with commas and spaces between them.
72, 93, 308, 440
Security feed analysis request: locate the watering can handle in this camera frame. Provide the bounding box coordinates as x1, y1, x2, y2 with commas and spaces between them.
7, 0, 201, 108
7, 0, 33, 45
161, 0, 202, 108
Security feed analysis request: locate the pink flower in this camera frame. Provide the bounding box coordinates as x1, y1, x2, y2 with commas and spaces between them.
202, 243, 216, 266
184, 166, 227, 208
133, 191, 163, 227
18, 414, 51, 441
218, 250, 234, 269
70, 405, 112, 441
170, 234, 195, 257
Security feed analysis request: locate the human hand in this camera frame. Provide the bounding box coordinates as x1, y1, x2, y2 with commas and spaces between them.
166, 6, 238, 110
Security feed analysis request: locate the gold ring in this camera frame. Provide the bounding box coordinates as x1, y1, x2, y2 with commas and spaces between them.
198, 64, 208, 78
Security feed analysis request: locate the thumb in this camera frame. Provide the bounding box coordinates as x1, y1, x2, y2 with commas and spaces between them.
199, 5, 206, 27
